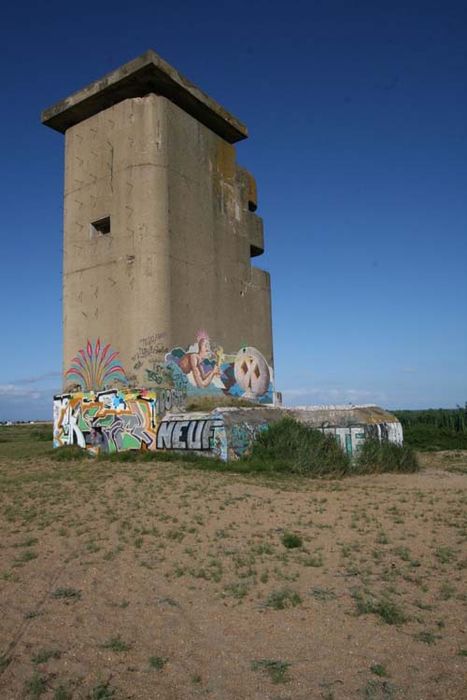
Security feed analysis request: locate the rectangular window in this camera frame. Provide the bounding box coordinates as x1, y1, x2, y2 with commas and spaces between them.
91, 216, 111, 236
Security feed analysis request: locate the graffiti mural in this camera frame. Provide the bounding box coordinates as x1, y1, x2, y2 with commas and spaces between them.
66, 331, 274, 403
65, 339, 127, 391
156, 416, 224, 451
164, 331, 274, 403
54, 389, 159, 453
229, 422, 269, 459
57, 329, 275, 456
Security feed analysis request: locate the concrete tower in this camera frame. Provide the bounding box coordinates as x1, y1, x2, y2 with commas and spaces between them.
44, 51, 275, 450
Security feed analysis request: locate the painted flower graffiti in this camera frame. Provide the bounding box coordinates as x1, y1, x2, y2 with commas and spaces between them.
65, 339, 127, 391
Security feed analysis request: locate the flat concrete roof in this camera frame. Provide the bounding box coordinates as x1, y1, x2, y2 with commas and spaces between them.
41, 50, 248, 143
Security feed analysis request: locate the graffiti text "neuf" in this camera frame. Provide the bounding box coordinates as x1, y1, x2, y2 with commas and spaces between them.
156, 418, 222, 450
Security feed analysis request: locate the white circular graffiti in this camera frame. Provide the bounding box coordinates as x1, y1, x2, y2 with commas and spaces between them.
234, 347, 270, 398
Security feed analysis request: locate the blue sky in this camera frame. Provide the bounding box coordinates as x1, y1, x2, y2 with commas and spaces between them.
1, 0, 466, 420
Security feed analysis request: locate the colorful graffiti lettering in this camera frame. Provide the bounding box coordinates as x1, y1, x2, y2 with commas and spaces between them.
53, 388, 189, 453
65, 339, 127, 391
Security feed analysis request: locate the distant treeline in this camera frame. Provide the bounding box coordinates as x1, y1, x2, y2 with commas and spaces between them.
393, 406, 467, 451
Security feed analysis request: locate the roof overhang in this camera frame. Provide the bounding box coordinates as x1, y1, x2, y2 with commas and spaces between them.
41, 49, 248, 144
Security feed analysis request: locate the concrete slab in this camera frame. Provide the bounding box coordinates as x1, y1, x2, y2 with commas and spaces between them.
41, 49, 248, 143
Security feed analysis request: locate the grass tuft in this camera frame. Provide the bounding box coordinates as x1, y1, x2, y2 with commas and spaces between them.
32, 649, 61, 664
149, 656, 167, 670
90, 681, 115, 699
24, 672, 48, 699
51, 587, 81, 601
246, 417, 351, 476
281, 531, 303, 549
355, 439, 419, 474
251, 659, 291, 683
100, 636, 131, 652
264, 587, 302, 610
351, 589, 407, 625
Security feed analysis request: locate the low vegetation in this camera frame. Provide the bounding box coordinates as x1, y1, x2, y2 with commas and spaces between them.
0, 418, 420, 477
394, 406, 467, 450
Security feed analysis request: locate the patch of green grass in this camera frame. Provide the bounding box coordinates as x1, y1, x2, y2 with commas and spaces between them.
15, 537, 39, 548
458, 648, 467, 657
281, 531, 303, 549
351, 589, 407, 625
100, 636, 131, 652
15, 549, 38, 564
376, 531, 389, 545
32, 648, 61, 664
149, 656, 167, 670
24, 672, 48, 699
0, 423, 53, 459
51, 446, 92, 461
310, 586, 336, 601
89, 681, 115, 699
393, 546, 411, 561
370, 664, 388, 677
302, 551, 324, 567
264, 587, 302, 610
1, 571, 19, 582
413, 631, 441, 645
435, 546, 455, 564
439, 582, 455, 600
53, 685, 73, 700
251, 659, 291, 684
362, 678, 396, 699
224, 581, 249, 600
51, 587, 81, 601
0, 654, 11, 671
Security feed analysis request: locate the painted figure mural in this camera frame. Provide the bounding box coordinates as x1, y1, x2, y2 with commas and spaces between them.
165, 331, 274, 403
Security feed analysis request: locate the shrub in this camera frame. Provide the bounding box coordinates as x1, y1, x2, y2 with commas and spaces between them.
251, 659, 291, 683
355, 439, 419, 474
246, 417, 351, 476
264, 587, 302, 610
281, 532, 303, 549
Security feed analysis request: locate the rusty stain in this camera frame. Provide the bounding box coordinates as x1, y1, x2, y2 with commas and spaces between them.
215, 141, 236, 180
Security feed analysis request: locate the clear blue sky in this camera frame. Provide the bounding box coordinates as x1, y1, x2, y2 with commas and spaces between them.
1, 0, 466, 420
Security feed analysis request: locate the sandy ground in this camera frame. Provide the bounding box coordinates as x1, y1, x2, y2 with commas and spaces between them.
0, 451, 466, 699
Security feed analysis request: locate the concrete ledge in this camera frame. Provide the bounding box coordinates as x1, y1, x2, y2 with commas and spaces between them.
248, 213, 264, 257
41, 49, 248, 144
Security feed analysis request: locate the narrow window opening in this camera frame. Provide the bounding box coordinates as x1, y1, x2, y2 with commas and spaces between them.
91, 216, 111, 236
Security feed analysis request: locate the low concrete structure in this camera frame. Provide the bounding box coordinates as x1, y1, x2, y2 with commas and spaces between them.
53, 393, 402, 460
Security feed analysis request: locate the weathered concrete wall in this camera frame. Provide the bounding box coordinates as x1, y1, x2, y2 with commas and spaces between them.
62, 93, 273, 401
165, 98, 272, 363
63, 95, 171, 391
290, 405, 404, 454
45, 51, 273, 406
54, 394, 402, 460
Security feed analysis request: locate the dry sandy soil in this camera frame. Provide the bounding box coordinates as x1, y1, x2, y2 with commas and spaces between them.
0, 451, 466, 699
